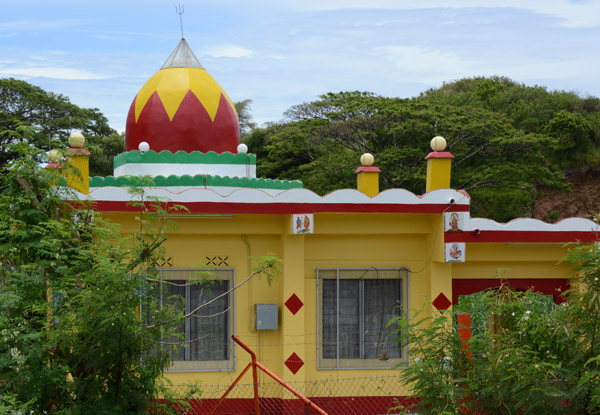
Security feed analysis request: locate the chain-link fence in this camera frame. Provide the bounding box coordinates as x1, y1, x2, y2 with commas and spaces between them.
168, 375, 419, 415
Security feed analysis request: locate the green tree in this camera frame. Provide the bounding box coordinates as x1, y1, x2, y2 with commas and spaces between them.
246, 90, 567, 221
420, 76, 600, 167
0, 78, 119, 176
0, 128, 281, 414
234, 99, 257, 137
0, 130, 184, 414
391, 240, 600, 414
90, 131, 125, 177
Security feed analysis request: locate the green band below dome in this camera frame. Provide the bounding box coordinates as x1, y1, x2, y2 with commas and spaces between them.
89, 174, 303, 190
113, 150, 257, 169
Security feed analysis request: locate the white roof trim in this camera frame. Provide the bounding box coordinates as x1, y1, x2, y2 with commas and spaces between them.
82, 186, 470, 206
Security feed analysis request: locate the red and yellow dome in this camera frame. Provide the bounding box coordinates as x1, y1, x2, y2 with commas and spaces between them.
125, 39, 240, 153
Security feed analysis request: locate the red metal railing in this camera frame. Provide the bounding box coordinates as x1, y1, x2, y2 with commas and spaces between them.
209, 335, 329, 415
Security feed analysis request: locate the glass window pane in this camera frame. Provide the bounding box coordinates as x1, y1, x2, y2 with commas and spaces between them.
322, 279, 337, 359
189, 280, 229, 361
363, 279, 401, 359
163, 281, 185, 361
318, 268, 408, 368
322, 279, 361, 359
338, 279, 360, 359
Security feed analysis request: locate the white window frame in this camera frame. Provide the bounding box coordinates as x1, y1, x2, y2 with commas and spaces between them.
317, 268, 409, 369
159, 268, 236, 372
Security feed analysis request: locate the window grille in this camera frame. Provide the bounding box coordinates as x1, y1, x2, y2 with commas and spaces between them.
160, 269, 235, 372
317, 268, 409, 369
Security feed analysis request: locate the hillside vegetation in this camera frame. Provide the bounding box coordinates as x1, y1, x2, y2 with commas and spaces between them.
245, 76, 600, 222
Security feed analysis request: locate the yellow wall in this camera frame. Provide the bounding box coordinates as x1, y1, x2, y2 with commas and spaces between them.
102, 210, 575, 398
453, 243, 572, 279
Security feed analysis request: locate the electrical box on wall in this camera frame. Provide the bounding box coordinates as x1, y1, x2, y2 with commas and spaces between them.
255, 304, 278, 330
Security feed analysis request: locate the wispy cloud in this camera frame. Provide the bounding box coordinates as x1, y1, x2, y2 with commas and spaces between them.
203, 45, 255, 58
372, 45, 478, 83
0, 19, 88, 31
0, 66, 112, 80
285, 0, 600, 28
2, 0, 599, 131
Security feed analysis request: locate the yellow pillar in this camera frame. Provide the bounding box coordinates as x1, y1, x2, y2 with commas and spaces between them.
280, 231, 306, 388
355, 153, 380, 197
427, 215, 454, 314
65, 132, 90, 195
425, 136, 454, 193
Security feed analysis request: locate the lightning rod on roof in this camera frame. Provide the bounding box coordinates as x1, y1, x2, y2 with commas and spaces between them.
176, 4, 185, 39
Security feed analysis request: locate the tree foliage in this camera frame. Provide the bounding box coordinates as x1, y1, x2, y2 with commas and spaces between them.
234, 99, 257, 138
0, 133, 184, 414
0, 129, 283, 414
391, 240, 600, 415
245, 78, 600, 222
0, 78, 121, 177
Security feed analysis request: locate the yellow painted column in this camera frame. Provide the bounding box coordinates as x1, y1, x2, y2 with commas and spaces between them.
66, 150, 90, 194
355, 153, 380, 197
424, 137, 455, 310
425, 136, 454, 193
428, 214, 454, 313
280, 229, 306, 392
65, 132, 90, 195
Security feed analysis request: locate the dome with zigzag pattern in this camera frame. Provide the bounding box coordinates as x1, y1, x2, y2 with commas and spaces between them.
125, 38, 240, 154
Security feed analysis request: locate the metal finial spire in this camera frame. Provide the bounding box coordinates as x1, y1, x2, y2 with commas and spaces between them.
176, 4, 185, 38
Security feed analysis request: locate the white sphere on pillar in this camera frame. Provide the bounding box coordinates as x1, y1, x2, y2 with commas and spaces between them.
360, 153, 374, 166
430, 136, 447, 152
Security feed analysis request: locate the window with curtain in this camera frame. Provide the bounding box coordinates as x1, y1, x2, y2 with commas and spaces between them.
160, 269, 235, 371
318, 268, 408, 369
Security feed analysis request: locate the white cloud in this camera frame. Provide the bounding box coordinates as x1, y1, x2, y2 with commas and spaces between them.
372, 45, 478, 83
284, 0, 600, 28
203, 45, 255, 58
0, 66, 112, 80
0, 19, 88, 31
488, 56, 600, 85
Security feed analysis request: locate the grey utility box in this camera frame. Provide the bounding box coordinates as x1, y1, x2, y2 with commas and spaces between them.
255, 304, 278, 330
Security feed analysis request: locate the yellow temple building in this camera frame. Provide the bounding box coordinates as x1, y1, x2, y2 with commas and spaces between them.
66, 38, 598, 415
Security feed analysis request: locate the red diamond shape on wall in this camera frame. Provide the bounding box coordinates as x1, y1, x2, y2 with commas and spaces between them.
433, 293, 452, 311
284, 352, 304, 375
285, 293, 304, 315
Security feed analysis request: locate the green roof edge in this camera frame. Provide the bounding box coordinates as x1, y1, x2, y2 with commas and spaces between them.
113, 150, 257, 169
89, 174, 303, 190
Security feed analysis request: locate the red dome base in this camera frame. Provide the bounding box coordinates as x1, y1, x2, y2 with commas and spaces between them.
125, 90, 240, 154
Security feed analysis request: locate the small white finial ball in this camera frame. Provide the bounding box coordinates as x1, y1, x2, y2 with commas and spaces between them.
138, 141, 150, 152
48, 149, 62, 163
68, 132, 85, 148
430, 136, 447, 152
360, 153, 374, 166
237, 143, 248, 154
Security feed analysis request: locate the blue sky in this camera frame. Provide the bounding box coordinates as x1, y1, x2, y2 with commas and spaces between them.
2, 0, 600, 133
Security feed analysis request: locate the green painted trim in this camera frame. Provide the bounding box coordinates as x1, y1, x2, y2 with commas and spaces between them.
113, 150, 257, 169
89, 174, 303, 190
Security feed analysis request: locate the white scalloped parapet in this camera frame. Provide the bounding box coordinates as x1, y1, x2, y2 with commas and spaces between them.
465, 217, 599, 233
75, 185, 599, 235
82, 186, 470, 206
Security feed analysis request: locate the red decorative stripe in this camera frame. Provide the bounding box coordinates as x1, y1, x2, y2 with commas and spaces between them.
452, 278, 569, 305
445, 230, 597, 243
91, 200, 470, 214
